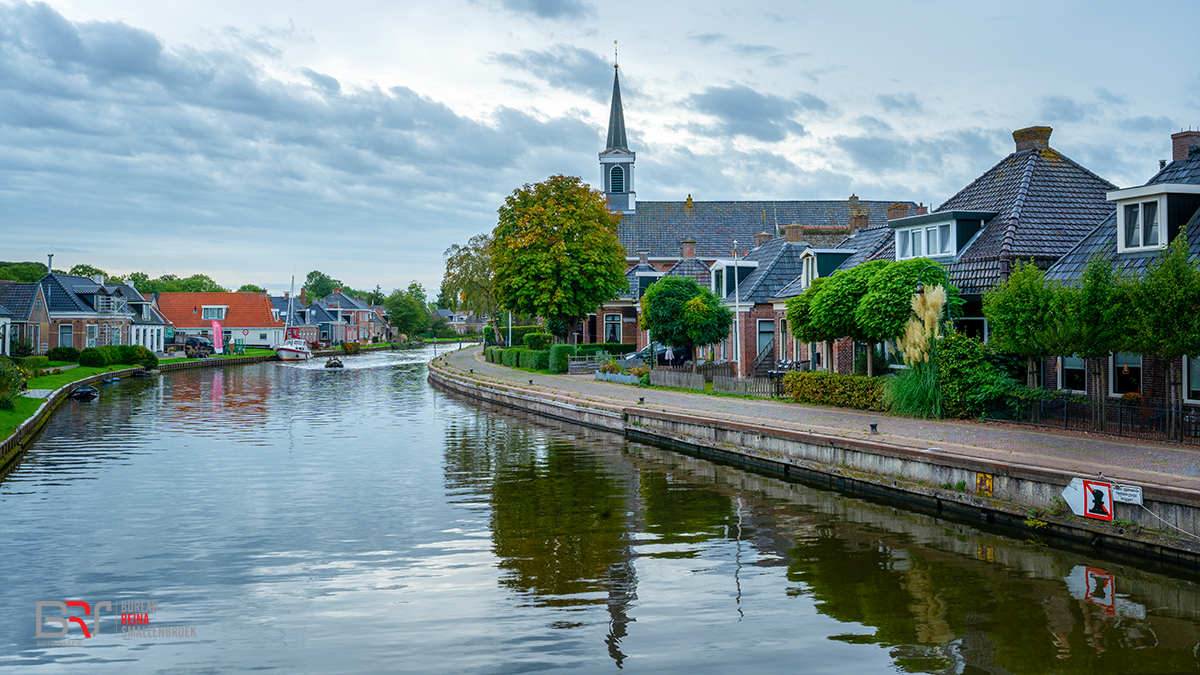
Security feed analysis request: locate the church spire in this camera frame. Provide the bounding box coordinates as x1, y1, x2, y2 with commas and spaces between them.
605, 67, 629, 151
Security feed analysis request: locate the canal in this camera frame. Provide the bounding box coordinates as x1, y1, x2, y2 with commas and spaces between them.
2, 347, 1198, 673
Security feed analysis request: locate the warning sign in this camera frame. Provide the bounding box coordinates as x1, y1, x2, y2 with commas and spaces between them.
1061, 478, 1115, 521
976, 473, 993, 497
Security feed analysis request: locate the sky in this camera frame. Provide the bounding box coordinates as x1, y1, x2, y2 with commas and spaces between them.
1, 0, 1197, 296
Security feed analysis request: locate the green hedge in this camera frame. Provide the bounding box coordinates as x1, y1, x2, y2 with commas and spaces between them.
46, 346, 81, 363
20, 355, 50, 372
549, 344, 575, 373
501, 348, 523, 367
523, 333, 553, 350
519, 349, 550, 370
79, 345, 158, 370
783, 371, 886, 411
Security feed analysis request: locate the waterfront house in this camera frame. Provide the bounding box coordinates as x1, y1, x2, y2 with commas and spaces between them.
0, 280, 51, 354
37, 273, 166, 352
270, 293, 320, 345
315, 289, 378, 343
1045, 130, 1200, 407
0, 304, 10, 356
155, 292, 284, 349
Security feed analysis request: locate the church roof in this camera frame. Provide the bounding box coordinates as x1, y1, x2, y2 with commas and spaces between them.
605, 68, 628, 152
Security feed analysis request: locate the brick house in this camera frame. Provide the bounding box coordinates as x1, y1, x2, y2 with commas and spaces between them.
314, 289, 379, 343
271, 293, 320, 345
37, 273, 165, 352
156, 292, 284, 349
0, 280, 51, 354
1045, 130, 1200, 409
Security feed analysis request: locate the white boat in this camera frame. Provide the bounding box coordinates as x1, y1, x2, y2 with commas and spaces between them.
275, 276, 313, 361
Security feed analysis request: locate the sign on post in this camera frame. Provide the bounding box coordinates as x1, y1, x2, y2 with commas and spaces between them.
1061, 478, 1114, 521
1113, 484, 1143, 505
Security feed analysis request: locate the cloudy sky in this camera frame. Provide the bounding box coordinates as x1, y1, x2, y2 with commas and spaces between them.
2, 0, 1197, 295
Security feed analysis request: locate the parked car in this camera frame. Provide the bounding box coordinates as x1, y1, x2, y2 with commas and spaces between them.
184, 336, 215, 355
620, 344, 692, 367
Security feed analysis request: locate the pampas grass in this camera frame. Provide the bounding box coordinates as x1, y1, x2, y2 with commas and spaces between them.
886, 285, 947, 418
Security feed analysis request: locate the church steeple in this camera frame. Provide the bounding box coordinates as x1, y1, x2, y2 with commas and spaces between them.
605, 67, 629, 151
600, 62, 635, 214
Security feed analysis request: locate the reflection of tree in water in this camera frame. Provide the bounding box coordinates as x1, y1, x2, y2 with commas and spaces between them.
639, 470, 734, 550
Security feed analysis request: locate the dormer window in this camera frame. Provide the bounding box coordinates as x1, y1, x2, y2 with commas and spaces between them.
1109, 183, 1200, 254
201, 306, 227, 320
896, 222, 952, 260
96, 295, 114, 311
1119, 199, 1164, 251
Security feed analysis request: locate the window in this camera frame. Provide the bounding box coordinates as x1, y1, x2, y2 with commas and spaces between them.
757, 319, 774, 357
896, 223, 954, 260
201, 306, 226, 320
86, 325, 97, 349
1117, 198, 1166, 252
58, 323, 73, 348
1186, 356, 1200, 404
259, 333, 268, 340
604, 314, 621, 343
713, 268, 724, 297
1110, 353, 1142, 396
610, 165, 624, 193
802, 257, 817, 288
97, 295, 114, 311
1059, 356, 1086, 393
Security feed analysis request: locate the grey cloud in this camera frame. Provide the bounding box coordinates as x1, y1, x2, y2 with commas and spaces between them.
687, 85, 810, 142
834, 128, 1001, 175
688, 32, 726, 46
877, 93, 923, 115
855, 116, 893, 134
1037, 95, 1091, 123
1118, 115, 1175, 133
500, 0, 595, 20
728, 43, 810, 66
490, 44, 613, 102
1095, 87, 1129, 106
301, 67, 340, 94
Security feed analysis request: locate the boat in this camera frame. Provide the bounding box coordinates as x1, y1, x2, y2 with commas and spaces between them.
275, 276, 312, 361
69, 385, 99, 401
324, 357, 344, 369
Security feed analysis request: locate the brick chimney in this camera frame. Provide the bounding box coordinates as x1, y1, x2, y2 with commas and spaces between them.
887, 203, 910, 221
754, 230, 773, 248
1172, 130, 1200, 162
681, 239, 696, 258
284, 292, 290, 299
637, 249, 649, 264
1013, 126, 1052, 152
849, 212, 868, 234
333, 287, 342, 294
300, 288, 307, 305
782, 224, 803, 242
914, 202, 928, 216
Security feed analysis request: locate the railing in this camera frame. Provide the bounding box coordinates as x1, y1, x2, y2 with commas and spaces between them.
567, 356, 603, 375
657, 361, 734, 382
713, 375, 783, 397
650, 369, 705, 391
752, 338, 775, 378
983, 394, 1200, 445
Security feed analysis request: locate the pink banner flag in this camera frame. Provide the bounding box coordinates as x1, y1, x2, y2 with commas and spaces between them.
212, 320, 224, 353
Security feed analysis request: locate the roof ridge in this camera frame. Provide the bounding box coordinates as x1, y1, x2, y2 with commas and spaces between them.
1040, 147, 1119, 191
998, 151, 1038, 270
935, 151, 1025, 212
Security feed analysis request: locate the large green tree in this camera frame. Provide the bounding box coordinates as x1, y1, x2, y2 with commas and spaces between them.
305, 270, 341, 301
807, 260, 888, 375
1056, 254, 1127, 419
638, 276, 733, 372
983, 260, 1063, 390
856, 259, 960, 377
492, 175, 626, 332
443, 233, 501, 338
124, 272, 226, 294
0, 261, 48, 282
237, 284, 266, 293
1126, 235, 1200, 411
786, 277, 835, 369
386, 281, 431, 337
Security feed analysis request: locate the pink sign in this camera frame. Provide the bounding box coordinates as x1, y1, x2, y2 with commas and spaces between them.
212, 320, 224, 353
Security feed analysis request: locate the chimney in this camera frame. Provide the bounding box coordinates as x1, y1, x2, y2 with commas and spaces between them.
887, 203, 910, 221
92, 274, 105, 285
333, 287, 342, 294
284, 292, 290, 299
637, 249, 649, 264
1013, 126, 1053, 152
680, 239, 697, 259
1160, 159, 1168, 169
781, 224, 803, 242
685, 194, 694, 210
848, 194, 859, 204
754, 230, 773, 248
300, 288, 307, 305
849, 213, 868, 234
1171, 130, 1200, 162
914, 202, 928, 216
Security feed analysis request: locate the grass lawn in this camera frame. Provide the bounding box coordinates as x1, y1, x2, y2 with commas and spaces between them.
25, 364, 140, 390
0, 396, 45, 439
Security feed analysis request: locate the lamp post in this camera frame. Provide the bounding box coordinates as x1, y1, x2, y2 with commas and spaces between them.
733, 240, 741, 378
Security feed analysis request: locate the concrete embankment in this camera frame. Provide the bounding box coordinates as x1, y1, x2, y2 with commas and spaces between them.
427, 357, 1200, 571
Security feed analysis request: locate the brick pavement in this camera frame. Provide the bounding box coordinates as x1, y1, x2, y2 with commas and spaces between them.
436, 347, 1200, 492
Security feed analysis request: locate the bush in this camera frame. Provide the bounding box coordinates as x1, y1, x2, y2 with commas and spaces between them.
0, 396, 13, 410
519, 349, 550, 370
133, 345, 158, 371
783, 371, 886, 411
12, 337, 33, 357
501, 348, 523, 367
523, 333, 553, 350
549, 344, 576, 373
46, 346, 81, 363
0, 358, 28, 398
79, 347, 107, 367
20, 356, 50, 372
577, 343, 637, 356
116, 345, 140, 365
342, 342, 361, 355
936, 332, 998, 419
884, 362, 942, 419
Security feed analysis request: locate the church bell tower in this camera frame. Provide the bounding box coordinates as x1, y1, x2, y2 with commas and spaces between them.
599, 64, 635, 214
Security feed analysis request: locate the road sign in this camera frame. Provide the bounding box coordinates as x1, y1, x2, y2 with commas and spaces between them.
1113, 484, 1143, 505
1061, 478, 1115, 521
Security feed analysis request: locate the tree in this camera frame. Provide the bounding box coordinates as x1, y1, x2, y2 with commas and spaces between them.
237, 284, 266, 293
69, 264, 108, 279
1055, 254, 1127, 425
855, 259, 960, 377
492, 175, 626, 332
806, 260, 888, 376
0, 261, 48, 282
638, 277, 733, 372
366, 285, 385, 306
1126, 235, 1200, 413
443, 233, 501, 339
177, 274, 227, 292
983, 260, 1062, 393
305, 270, 341, 301
386, 281, 431, 336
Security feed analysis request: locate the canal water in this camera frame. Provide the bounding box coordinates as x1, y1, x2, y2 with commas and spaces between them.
2, 347, 1199, 674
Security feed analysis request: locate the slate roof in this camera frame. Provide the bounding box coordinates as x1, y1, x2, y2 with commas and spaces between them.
306, 304, 342, 325
39, 273, 147, 313
834, 225, 894, 271
0, 281, 38, 320
725, 237, 808, 305
270, 295, 317, 327
862, 141, 1116, 295
0, 304, 11, 318
318, 290, 372, 312
663, 257, 711, 287
1147, 146, 1200, 185
622, 262, 659, 299
157, 292, 283, 329
618, 199, 910, 260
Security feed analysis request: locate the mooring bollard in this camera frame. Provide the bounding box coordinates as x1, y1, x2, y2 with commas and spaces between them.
869, 423, 878, 434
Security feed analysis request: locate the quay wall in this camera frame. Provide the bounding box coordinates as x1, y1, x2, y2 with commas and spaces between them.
427, 361, 1200, 571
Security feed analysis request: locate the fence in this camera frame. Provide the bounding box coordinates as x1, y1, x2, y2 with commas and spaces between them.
712, 375, 782, 397
567, 356, 603, 375
650, 369, 705, 391
658, 361, 734, 382
984, 395, 1200, 445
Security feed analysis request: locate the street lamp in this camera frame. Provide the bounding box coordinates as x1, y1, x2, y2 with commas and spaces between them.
732, 240, 741, 378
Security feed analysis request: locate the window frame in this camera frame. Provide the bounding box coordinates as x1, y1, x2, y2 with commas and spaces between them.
58, 323, 73, 348
1057, 355, 1087, 394
1185, 355, 1200, 405
1116, 195, 1168, 253
610, 165, 625, 193
201, 306, 228, 321
894, 221, 955, 261
1108, 352, 1143, 398
603, 313, 622, 343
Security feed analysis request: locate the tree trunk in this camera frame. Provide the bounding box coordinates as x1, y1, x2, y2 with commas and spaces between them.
867, 343, 874, 378
1027, 355, 1037, 422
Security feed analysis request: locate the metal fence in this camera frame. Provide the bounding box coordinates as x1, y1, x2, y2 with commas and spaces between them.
712, 375, 782, 397
657, 361, 734, 382
984, 395, 1200, 445
650, 369, 705, 391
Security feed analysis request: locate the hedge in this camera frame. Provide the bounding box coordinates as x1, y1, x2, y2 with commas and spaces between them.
549, 344, 575, 373
783, 370, 886, 411
46, 346, 81, 363
79, 345, 158, 370
577, 342, 638, 355
523, 333, 553, 350
501, 348, 523, 367
491, 325, 543, 346
519, 349, 550, 370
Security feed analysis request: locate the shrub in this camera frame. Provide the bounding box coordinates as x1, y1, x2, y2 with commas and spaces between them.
519, 349, 550, 370
342, 342, 361, 355
884, 362, 942, 419
133, 345, 158, 371
20, 356, 50, 372
936, 332, 998, 419
116, 345, 140, 365
46, 346, 81, 363
549, 344, 575, 373
523, 333, 553, 350
12, 338, 33, 357
0, 396, 13, 410
783, 371, 886, 411
79, 347, 107, 367
501, 348, 523, 367
0, 358, 28, 399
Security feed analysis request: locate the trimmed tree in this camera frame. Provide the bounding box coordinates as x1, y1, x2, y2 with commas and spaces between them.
639, 276, 732, 372
492, 175, 626, 332
1056, 254, 1127, 426
785, 277, 835, 370
983, 260, 1064, 419
807, 260, 889, 376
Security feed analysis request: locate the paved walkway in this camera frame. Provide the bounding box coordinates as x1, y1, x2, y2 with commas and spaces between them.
437, 347, 1200, 492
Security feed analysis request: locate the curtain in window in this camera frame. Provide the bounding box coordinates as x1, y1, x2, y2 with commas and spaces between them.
926, 228, 937, 257
1124, 204, 1141, 248
938, 224, 951, 254
1143, 201, 1159, 246
898, 231, 911, 258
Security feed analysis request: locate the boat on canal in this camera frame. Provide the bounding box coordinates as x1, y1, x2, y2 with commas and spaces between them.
324, 357, 344, 369
275, 276, 313, 361
68, 384, 99, 401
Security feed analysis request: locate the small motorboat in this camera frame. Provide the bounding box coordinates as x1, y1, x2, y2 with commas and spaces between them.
69, 385, 99, 401
100, 376, 119, 385
324, 357, 344, 369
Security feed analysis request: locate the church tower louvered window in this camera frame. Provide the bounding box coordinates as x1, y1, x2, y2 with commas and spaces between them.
610, 165, 624, 193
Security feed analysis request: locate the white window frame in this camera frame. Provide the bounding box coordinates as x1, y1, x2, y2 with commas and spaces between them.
1185, 355, 1200, 405
802, 254, 818, 289
1057, 355, 1087, 394
1108, 353, 1143, 398
1116, 196, 1167, 253
1107, 184, 1200, 253
895, 221, 954, 261
603, 313, 622, 343
86, 324, 98, 349
58, 323, 73, 348
201, 306, 227, 320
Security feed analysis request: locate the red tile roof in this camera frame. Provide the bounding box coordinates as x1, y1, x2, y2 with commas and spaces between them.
156, 292, 284, 329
